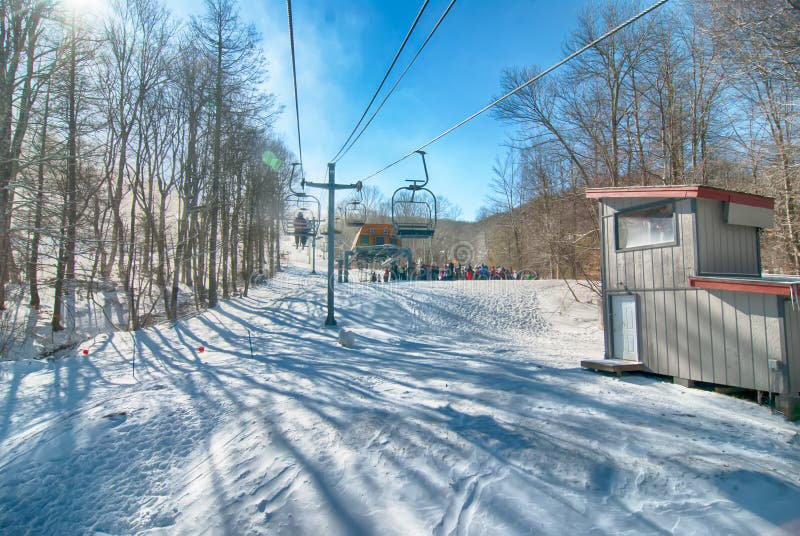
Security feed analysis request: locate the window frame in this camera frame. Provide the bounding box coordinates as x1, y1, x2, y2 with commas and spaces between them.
614, 200, 679, 252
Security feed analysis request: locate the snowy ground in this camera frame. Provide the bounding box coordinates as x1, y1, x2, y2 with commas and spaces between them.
1, 249, 799, 535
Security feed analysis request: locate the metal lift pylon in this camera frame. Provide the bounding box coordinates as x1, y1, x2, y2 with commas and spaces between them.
303, 163, 361, 326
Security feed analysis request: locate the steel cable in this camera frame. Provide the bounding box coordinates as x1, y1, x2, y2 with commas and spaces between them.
334, 0, 458, 165
287, 0, 304, 169
331, 0, 431, 163
360, 0, 671, 183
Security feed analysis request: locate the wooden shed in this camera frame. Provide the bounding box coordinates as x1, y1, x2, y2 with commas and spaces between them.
343, 224, 412, 281
583, 185, 799, 419
351, 224, 402, 249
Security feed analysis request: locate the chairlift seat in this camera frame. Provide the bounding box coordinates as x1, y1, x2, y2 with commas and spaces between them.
390, 151, 437, 240
394, 224, 435, 239
283, 214, 319, 235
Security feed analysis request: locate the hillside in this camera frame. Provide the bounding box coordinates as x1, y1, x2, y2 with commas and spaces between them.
1, 251, 798, 534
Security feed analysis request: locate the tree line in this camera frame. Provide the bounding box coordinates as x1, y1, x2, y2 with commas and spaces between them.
0, 0, 292, 342
483, 0, 799, 281
3, 0, 797, 351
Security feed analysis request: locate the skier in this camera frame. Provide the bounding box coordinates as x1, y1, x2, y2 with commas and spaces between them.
293, 212, 309, 249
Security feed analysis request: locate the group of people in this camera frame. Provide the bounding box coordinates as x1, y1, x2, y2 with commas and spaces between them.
368, 262, 534, 283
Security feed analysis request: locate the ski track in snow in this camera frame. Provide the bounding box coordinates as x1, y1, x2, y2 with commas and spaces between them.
1, 251, 800, 535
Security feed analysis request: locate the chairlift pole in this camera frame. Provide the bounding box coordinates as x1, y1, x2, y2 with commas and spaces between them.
307, 215, 317, 274
304, 162, 361, 326
311, 231, 317, 274
324, 164, 335, 324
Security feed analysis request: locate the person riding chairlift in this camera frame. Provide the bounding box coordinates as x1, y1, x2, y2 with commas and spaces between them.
293, 212, 309, 249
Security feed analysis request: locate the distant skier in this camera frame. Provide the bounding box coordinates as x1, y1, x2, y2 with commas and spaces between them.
293, 212, 309, 249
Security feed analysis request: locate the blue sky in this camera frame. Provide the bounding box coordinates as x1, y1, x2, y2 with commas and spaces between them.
166, 0, 588, 220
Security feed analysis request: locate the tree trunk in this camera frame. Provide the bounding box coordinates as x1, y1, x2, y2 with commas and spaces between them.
207, 20, 224, 309
28, 83, 50, 308
0, 3, 45, 310
221, 182, 230, 300
51, 204, 68, 332
64, 19, 79, 335
230, 181, 240, 296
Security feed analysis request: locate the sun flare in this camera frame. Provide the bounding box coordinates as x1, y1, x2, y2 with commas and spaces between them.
61, 0, 105, 14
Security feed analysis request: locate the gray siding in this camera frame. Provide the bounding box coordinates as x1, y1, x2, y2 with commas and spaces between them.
635, 289, 784, 392
597, 196, 790, 394
786, 303, 800, 396
601, 198, 695, 292
696, 199, 760, 276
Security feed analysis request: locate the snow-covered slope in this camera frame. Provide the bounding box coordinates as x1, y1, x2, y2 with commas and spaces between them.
1, 252, 799, 535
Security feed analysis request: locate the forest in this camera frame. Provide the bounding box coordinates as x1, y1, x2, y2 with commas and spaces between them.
0, 0, 798, 354
1, 0, 287, 348
483, 0, 799, 281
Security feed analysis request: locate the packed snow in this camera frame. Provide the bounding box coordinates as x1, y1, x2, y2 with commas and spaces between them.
1, 248, 799, 535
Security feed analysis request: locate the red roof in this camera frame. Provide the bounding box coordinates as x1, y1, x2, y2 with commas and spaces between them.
689, 276, 799, 296
585, 185, 774, 209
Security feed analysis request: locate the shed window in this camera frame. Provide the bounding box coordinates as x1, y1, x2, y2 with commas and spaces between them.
616, 202, 676, 250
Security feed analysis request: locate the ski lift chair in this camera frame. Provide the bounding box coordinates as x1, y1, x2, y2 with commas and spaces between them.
317, 215, 343, 236
344, 199, 367, 227
283, 193, 321, 236
391, 191, 437, 238
281, 164, 322, 236
390, 150, 437, 239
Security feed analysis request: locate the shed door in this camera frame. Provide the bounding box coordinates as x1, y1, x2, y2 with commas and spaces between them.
611, 295, 638, 361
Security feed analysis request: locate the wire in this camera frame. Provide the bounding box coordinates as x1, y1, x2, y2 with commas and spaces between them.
334, 0, 457, 165
331, 0, 431, 163
287, 0, 304, 169
360, 0, 671, 183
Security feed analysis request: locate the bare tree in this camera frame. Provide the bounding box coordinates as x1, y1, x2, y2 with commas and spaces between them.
0, 0, 51, 310
565, 0, 652, 186
191, 0, 265, 308
484, 150, 526, 268
170, 39, 210, 317
709, 0, 800, 272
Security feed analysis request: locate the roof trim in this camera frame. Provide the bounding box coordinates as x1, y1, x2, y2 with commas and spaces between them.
689, 276, 796, 296
585, 186, 774, 209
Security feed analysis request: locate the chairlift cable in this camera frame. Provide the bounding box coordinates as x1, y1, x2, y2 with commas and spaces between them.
330, 0, 431, 164
286, 0, 304, 169
360, 0, 671, 183
334, 0, 458, 164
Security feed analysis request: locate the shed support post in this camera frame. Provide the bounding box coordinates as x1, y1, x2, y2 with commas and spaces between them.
776, 396, 800, 421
